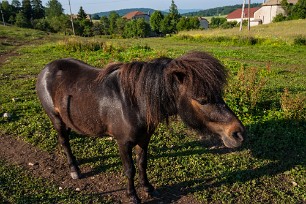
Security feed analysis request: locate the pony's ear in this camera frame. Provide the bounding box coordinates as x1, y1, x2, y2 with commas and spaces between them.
172, 71, 186, 84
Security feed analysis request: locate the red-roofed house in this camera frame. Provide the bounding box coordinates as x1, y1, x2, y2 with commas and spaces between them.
227, 7, 261, 25
123, 11, 150, 21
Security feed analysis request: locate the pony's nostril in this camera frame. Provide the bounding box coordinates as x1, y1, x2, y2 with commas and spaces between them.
232, 131, 243, 141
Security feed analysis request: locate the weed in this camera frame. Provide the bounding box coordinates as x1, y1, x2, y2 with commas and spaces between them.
280, 88, 306, 120
225, 65, 268, 115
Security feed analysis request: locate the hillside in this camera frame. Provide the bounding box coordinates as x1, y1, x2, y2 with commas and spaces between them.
92, 4, 261, 17
93, 8, 163, 17
183, 3, 261, 17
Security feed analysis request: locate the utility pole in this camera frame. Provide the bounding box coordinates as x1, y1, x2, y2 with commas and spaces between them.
240, 0, 246, 31
248, 0, 251, 31
68, 0, 75, 35
0, 8, 5, 26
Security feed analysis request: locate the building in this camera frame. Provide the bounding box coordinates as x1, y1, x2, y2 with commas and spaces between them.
198, 17, 209, 29
123, 11, 150, 21
254, 0, 298, 24
227, 7, 261, 25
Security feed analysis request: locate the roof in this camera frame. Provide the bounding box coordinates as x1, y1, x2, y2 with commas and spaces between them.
123, 11, 147, 20
227, 7, 261, 19
263, 0, 298, 6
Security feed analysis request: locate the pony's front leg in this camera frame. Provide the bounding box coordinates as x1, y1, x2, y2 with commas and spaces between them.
135, 143, 158, 197
118, 142, 140, 204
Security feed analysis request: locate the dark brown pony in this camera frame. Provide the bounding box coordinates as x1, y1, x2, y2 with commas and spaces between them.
36, 51, 245, 203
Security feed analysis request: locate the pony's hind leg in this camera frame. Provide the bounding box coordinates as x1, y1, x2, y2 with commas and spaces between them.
52, 115, 81, 179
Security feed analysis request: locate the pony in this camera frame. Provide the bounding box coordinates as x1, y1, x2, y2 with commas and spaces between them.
36, 51, 245, 203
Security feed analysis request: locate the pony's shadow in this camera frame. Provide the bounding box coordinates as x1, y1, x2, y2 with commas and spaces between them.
68, 133, 121, 178
146, 119, 306, 203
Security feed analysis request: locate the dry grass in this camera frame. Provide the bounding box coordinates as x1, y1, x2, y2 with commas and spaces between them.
178, 19, 306, 44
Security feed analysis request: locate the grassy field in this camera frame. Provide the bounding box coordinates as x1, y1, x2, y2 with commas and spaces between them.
0, 20, 305, 203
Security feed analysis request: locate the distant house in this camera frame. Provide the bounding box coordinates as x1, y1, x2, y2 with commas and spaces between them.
227, 7, 261, 25
198, 17, 209, 29
70, 14, 92, 21
123, 11, 150, 21
254, 0, 298, 24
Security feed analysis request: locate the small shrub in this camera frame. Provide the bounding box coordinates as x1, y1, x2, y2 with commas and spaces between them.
293, 35, 306, 45
273, 13, 287, 23
225, 65, 268, 115
280, 88, 306, 120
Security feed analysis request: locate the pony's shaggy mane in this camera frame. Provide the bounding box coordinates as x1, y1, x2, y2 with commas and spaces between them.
97, 51, 228, 127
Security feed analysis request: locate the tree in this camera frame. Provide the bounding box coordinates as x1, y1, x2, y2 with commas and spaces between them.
189, 17, 200, 29
136, 18, 150, 37
109, 11, 119, 34
31, 0, 44, 19
12, 0, 21, 9
116, 17, 127, 35
77, 6, 87, 20
15, 10, 30, 27
123, 18, 150, 38
1, 1, 12, 24
21, 0, 32, 22
160, 15, 173, 34
150, 10, 164, 33
100, 16, 110, 35
210, 17, 227, 28
168, 0, 180, 33
45, 0, 63, 18
292, 0, 306, 19
176, 17, 188, 31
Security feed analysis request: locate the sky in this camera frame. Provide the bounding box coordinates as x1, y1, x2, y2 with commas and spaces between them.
40, 0, 265, 14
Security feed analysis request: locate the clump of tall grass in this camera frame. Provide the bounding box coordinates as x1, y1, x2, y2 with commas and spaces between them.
57, 38, 122, 53
175, 34, 262, 46
293, 35, 306, 46
225, 65, 268, 115
280, 88, 306, 120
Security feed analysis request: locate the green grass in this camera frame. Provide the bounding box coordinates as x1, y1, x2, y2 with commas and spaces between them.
0, 23, 305, 203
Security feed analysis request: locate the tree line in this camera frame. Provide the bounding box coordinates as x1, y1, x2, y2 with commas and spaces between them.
0, 0, 200, 37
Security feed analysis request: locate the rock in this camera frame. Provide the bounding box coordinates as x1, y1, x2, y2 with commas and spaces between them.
3, 112, 12, 118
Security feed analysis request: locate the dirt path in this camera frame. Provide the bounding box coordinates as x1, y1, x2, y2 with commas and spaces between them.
0, 135, 199, 203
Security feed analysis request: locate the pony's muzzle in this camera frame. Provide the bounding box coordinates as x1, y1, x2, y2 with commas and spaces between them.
232, 131, 244, 142
221, 124, 245, 148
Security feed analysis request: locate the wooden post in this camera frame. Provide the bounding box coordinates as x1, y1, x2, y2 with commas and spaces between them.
248, 0, 251, 31
68, 0, 75, 35
0, 9, 5, 26
240, 0, 246, 31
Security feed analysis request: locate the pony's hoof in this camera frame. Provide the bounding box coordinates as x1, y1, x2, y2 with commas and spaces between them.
145, 189, 160, 199
129, 196, 141, 204
70, 171, 81, 179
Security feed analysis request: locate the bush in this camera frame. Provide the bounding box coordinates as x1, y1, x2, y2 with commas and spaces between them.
221, 21, 238, 29
293, 35, 306, 45
280, 88, 306, 120
225, 65, 268, 115
273, 13, 287, 22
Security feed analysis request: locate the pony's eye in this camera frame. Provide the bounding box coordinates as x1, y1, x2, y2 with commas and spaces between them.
197, 98, 208, 105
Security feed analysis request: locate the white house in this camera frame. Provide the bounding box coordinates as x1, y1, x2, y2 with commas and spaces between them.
254, 0, 298, 24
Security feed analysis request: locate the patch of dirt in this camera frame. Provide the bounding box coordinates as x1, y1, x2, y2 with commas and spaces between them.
0, 135, 199, 203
